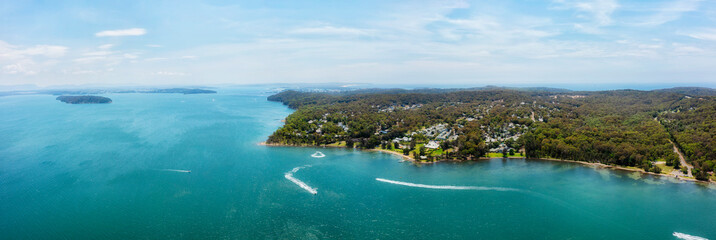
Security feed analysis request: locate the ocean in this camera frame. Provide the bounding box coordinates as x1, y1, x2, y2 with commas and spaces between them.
1, 87, 714, 239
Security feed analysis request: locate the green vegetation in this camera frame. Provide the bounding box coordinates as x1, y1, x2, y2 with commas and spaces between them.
655, 162, 675, 175
267, 88, 715, 179
659, 96, 716, 179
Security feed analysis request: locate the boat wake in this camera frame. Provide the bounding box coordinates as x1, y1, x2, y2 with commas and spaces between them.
285, 165, 318, 195
159, 169, 191, 173
673, 232, 708, 240
311, 151, 325, 158
375, 178, 519, 192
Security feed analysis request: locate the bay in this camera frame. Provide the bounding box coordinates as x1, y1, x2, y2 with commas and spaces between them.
1, 88, 714, 239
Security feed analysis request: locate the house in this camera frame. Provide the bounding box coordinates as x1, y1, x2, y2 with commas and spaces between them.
393, 136, 412, 143
425, 140, 440, 149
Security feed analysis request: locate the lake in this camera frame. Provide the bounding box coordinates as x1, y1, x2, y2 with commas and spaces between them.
1, 88, 714, 239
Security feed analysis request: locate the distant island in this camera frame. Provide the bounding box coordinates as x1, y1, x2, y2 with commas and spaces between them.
1, 88, 217, 97
266, 87, 716, 183
56, 95, 112, 104
143, 88, 217, 94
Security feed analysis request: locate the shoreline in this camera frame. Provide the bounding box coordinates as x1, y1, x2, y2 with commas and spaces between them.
533, 157, 702, 183
366, 148, 415, 162
258, 141, 347, 149
258, 141, 714, 185
259, 142, 418, 162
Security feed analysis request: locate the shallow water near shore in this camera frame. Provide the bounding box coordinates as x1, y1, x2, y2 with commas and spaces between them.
1, 88, 714, 239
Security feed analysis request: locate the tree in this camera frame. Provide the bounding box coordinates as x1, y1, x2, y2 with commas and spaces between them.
440, 140, 451, 151
266, 87, 715, 169
694, 169, 709, 181
509, 148, 515, 156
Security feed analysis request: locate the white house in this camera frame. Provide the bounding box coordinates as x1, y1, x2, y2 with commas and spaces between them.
425, 140, 440, 149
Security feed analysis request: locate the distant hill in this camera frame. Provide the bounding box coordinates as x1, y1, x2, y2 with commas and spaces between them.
281, 85, 573, 96
480, 85, 573, 93
143, 88, 217, 94
654, 87, 716, 96
56, 96, 112, 104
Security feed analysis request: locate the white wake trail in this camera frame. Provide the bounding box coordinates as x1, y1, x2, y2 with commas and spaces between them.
673, 232, 708, 240
159, 169, 191, 173
311, 151, 325, 158
375, 178, 519, 192
285, 165, 317, 195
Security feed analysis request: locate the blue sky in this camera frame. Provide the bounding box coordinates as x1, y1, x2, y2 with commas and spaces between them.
1, 0, 715, 89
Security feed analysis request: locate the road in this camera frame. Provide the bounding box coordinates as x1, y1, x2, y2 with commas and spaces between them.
670, 140, 693, 178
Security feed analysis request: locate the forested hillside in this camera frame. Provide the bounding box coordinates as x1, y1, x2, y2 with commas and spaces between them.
266, 88, 715, 180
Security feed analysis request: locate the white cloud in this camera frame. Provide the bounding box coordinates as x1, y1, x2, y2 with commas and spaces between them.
0, 41, 67, 76
0, 41, 68, 60
633, 0, 702, 26
291, 26, 373, 36
71, 70, 97, 75
95, 28, 147, 37
144, 57, 169, 61
3, 1, 716, 87
154, 71, 186, 76
22, 45, 69, 58
437, 16, 558, 41
73, 56, 107, 63
580, 0, 618, 25
552, 0, 618, 33
684, 29, 716, 41
2, 60, 36, 75
83, 51, 114, 56
672, 43, 703, 55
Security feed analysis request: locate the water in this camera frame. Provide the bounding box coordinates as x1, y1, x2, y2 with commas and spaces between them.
1, 88, 714, 239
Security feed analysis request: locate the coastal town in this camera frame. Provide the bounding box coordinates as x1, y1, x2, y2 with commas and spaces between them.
266, 88, 715, 182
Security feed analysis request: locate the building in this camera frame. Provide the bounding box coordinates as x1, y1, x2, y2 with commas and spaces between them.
425, 140, 440, 149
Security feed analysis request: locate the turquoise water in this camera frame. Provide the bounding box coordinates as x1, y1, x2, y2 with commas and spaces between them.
1, 88, 714, 239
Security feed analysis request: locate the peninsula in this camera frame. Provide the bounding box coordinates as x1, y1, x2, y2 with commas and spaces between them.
266, 87, 716, 182
56, 95, 112, 104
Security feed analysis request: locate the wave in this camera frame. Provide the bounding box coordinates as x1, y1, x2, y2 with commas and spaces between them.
285, 165, 318, 194
375, 178, 519, 192
159, 169, 191, 173
673, 232, 708, 240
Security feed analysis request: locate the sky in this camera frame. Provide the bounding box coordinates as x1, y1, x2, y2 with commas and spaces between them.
1, 0, 715, 89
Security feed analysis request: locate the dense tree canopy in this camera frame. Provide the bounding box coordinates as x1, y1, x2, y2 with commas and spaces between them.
267, 88, 715, 179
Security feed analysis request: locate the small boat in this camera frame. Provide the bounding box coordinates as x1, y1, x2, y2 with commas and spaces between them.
311, 151, 326, 158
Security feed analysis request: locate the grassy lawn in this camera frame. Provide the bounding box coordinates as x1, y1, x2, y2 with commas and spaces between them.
428, 148, 444, 156
622, 166, 643, 171
655, 162, 675, 174
326, 141, 346, 147
486, 152, 504, 158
